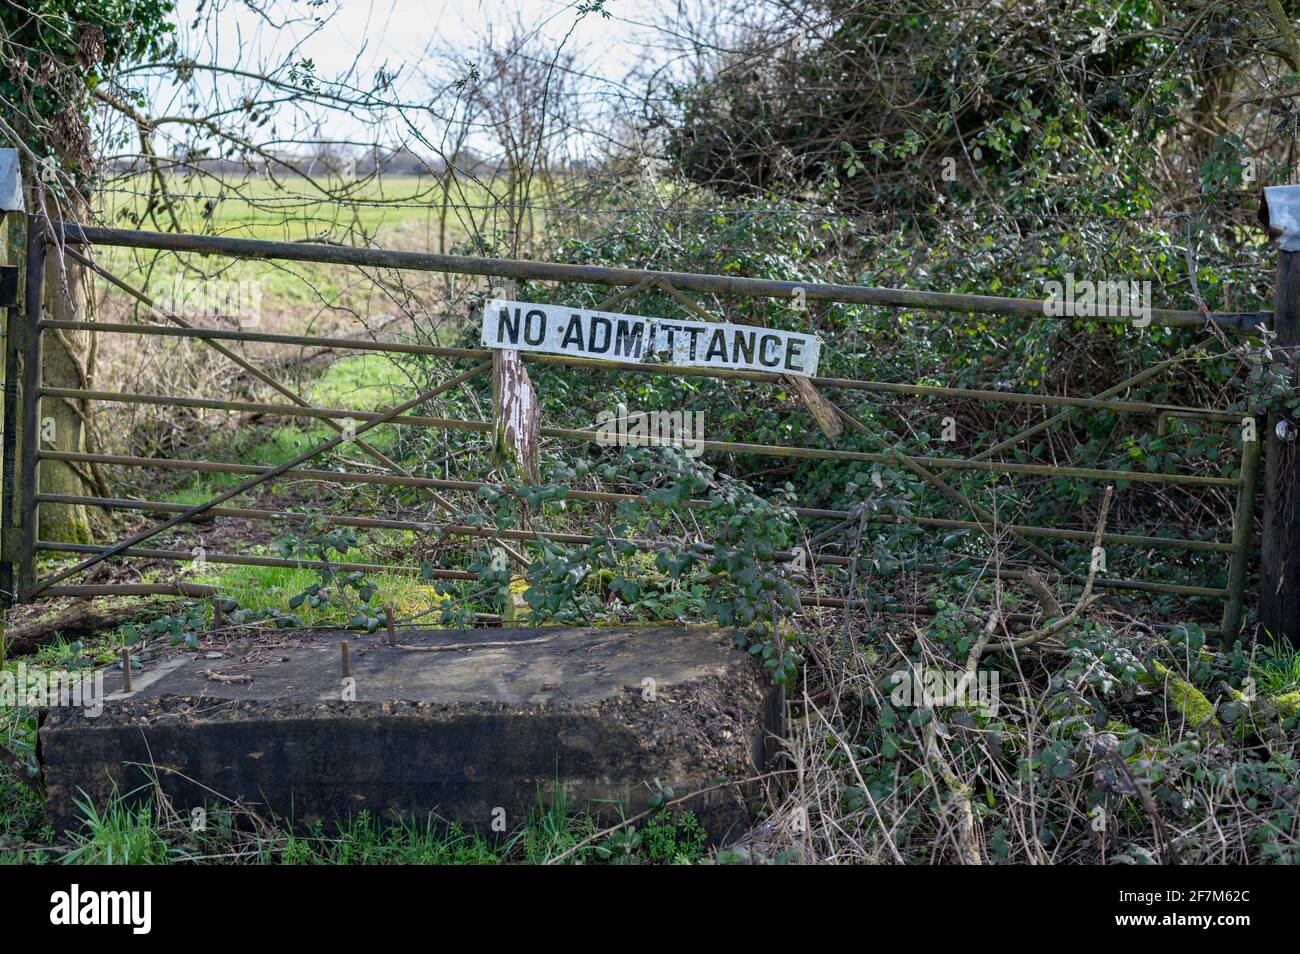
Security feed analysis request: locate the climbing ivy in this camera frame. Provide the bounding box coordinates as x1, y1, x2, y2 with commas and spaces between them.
0, 0, 176, 181
457, 445, 807, 684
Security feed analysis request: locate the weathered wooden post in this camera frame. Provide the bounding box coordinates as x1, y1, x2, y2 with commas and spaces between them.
0, 148, 26, 638
1259, 185, 1300, 646
17, 214, 43, 600
485, 280, 537, 625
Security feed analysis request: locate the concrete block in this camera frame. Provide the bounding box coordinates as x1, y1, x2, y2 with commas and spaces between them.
39, 624, 777, 840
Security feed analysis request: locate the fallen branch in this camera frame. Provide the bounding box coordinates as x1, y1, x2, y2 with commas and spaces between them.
1020, 567, 1062, 619
395, 635, 557, 652
985, 485, 1114, 655
4, 599, 176, 657
923, 609, 1000, 864
201, 669, 253, 684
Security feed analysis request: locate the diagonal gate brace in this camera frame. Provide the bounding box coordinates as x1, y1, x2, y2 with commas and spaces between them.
62, 244, 532, 567
29, 359, 492, 595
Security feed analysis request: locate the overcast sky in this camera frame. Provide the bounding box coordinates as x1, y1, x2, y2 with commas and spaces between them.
169, 0, 658, 113
112, 0, 694, 158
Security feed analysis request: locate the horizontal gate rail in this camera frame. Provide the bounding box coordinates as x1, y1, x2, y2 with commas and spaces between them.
537, 428, 1243, 487
36, 492, 1237, 554
37, 542, 478, 581
51, 221, 1266, 333
42, 387, 496, 433
33, 541, 1227, 601
799, 592, 1224, 636
39, 321, 1242, 420
39, 437, 1242, 493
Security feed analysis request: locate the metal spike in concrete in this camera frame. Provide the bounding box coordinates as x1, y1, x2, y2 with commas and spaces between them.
39, 624, 778, 840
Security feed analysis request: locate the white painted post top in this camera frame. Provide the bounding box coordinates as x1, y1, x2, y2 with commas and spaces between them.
0, 148, 22, 212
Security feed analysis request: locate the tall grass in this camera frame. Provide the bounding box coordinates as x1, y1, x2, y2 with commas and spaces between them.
38, 783, 709, 865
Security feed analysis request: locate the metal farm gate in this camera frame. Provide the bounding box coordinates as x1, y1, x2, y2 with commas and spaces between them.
0, 214, 1284, 645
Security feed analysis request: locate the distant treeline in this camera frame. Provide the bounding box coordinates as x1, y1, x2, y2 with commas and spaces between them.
104, 146, 594, 179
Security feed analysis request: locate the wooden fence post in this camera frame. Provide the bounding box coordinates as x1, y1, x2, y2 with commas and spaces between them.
487, 280, 536, 624
0, 149, 24, 612
0, 219, 20, 610
1260, 187, 1300, 646
16, 214, 42, 601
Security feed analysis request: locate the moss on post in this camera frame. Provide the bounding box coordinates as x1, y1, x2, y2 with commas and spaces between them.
503, 576, 530, 625
1143, 661, 1217, 729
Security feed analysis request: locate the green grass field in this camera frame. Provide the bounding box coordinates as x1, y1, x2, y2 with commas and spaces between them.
92, 176, 487, 325
88, 176, 500, 473
96, 174, 534, 245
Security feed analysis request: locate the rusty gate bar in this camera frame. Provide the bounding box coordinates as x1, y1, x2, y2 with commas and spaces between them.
35, 492, 1238, 553
37, 320, 1242, 421
30, 494, 1237, 568
40, 445, 1244, 547
50, 221, 1265, 333
535, 426, 1242, 487
799, 592, 1224, 636
40, 436, 1243, 489
40, 448, 857, 514
33, 542, 1227, 600
36, 542, 478, 580
36, 494, 775, 555
41, 387, 493, 432
32, 388, 1248, 488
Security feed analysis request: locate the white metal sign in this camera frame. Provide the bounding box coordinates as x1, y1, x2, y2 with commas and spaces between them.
482, 299, 822, 377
